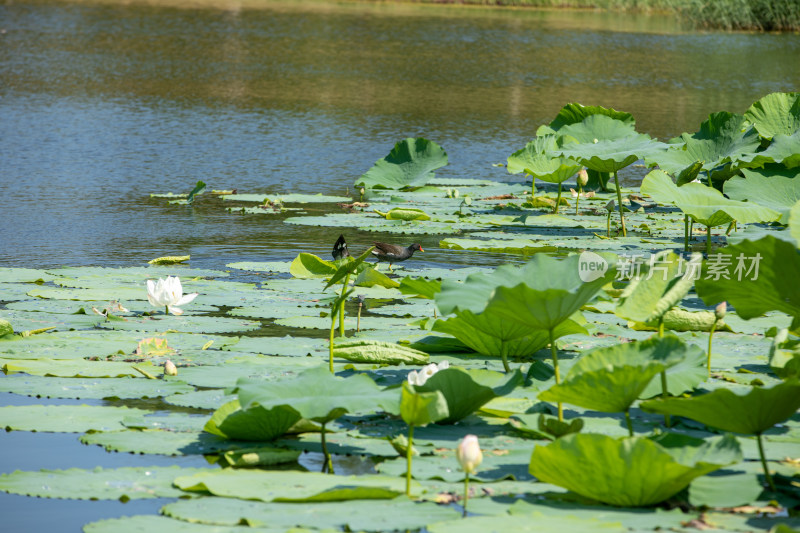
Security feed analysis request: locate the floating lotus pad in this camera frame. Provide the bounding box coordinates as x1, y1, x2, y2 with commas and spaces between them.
162, 495, 460, 530
97, 315, 261, 334
82, 515, 284, 533
0, 375, 194, 400
173, 470, 416, 502
0, 404, 150, 432
0, 466, 213, 500
221, 193, 351, 203
1, 358, 155, 378
80, 429, 264, 456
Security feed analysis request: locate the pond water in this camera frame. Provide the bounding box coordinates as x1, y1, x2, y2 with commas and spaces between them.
1, 0, 799, 530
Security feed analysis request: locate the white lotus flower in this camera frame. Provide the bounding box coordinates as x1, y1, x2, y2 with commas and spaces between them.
146, 276, 197, 315
407, 360, 450, 386
456, 434, 483, 474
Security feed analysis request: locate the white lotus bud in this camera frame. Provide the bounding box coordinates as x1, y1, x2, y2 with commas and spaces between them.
715, 301, 727, 321
456, 435, 483, 474
577, 168, 589, 187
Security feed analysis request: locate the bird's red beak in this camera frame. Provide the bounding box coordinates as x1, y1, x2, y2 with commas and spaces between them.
419, 247, 424, 252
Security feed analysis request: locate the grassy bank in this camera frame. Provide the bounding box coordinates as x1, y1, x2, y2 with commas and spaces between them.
399, 0, 800, 31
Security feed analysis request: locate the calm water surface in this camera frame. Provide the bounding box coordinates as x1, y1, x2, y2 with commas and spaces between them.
0, 1, 799, 530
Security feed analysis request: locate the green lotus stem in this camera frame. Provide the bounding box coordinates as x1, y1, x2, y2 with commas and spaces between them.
726, 220, 736, 236
357, 301, 362, 333
499, 343, 510, 374
684, 215, 690, 251
625, 410, 634, 437
707, 320, 718, 378
706, 226, 712, 256
657, 317, 671, 428
462, 473, 470, 518
338, 273, 351, 337
530, 174, 536, 197
575, 189, 580, 216
406, 424, 415, 497
613, 171, 627, 237
549, 330, 563, 422
606, 211, 612, 238
329, 314, 336, 373
553, 183, 562, 214
320, 422, 334, 474
165, 305, 169, 316
756, 432, 776, 492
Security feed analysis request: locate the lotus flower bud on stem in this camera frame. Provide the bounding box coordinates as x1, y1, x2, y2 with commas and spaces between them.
456, 435, 483, 518
715, 301, 727, 320
164, 360, 178, 376
577, 168, 589, 188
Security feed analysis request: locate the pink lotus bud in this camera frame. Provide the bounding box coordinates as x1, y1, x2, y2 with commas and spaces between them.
715, 301, 727, 320
456, 435, 483, 474
577, 168, 589, 187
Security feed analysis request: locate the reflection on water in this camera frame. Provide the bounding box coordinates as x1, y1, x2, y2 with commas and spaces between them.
0, 0, 798, 269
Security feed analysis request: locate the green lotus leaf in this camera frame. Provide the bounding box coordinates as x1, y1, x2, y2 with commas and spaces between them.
0, 404, 149, 433
530, 433, 741, 506
0, 319, 12, 336
374, 207, 431, 221
398, 277, 441, 299
553, 114, 665, 174
769, 330, 800, 379
645, 112, 762, 181
792, 201, 800, 245
743, 91, 800, 140
84, 515, 281, 533
204, 399, 302, 442
507, 135, 582, 183
0, 466, 211, 501
431, 313, 553, 358
414, 367, 524, 423
163, 495, 460, 530
401, 381, 449, 427
221, 192, 351, 203
725, 170, 800, 224
616, 251, 702, 324
537, 102, 635, 136
81, 429, 261, 456
355, 138, 448, 190
640, 169, 781, 227
174, 469, 413, 502
375, 445, 533, 482
289, 253, 337, 278
354, 266, 399, 288
430, 513, 627, 533
689, 472, 765, 508
484, 254, 617, 333
539, 340, 682, 413
1, 358, 152, 378
757, 130, 800, 168
0, 375, 194, 400
324, 245, 374, 290
332, 339, 429, 365
236, 366, 400, 424
695, 236, 800, 329
640, 379, 800, 435
628, 308, 730, 333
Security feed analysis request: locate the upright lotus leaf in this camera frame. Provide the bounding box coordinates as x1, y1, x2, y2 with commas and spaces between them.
414, 367, 524, 424
641, 170, 781, 238
530, 433, 741, 507
756, 130, 800, 169
641, 380, 800, 491
431, 313, 555, 359
400, 381, 449, 427
769, 329, 800, 378
616, 251, 702, 325
398, 277, 442, 300
507, 135, 582, 211
485, 253, 617, 416
400, 381, 449, 495
204, 399, 302, 442
743, 91, 800, 140
556, 115, 664, 174
695, 236, 800, 330
645, 112, 763, 182
539, 338, 694, 435
186, 180, 206, 204
536, 103, 635, 136
354, 266, 399, 289
641, 380, 800, 436
355, 138, 448, 190
290, 253, 337, 278
725, 170, 800, 224
374, 207, 431, 221
554, 114, 667, 235
324, 246, 374, 290
792, 201, 800, 245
